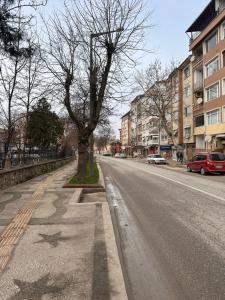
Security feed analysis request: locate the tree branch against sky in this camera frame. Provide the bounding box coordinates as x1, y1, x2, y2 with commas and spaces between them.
43, 0, 151, 180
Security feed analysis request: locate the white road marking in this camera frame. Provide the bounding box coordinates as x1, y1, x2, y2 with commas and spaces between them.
131, 164, 225, 203
105, 177, 120, 208
100, 156, 225, 203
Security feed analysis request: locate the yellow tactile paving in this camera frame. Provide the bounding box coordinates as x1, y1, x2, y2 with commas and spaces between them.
0, 168, 66, 273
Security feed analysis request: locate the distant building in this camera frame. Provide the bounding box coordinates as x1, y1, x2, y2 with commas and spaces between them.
121, 111, 131, 156
110, 139, 122, 155
181, 56, 195, 160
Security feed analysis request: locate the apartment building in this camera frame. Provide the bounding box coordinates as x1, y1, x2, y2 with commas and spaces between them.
121, 111, 131, 156
130, 95, 144, 155
187, 0, 225, 153
180, 57, 195, 160
122, 93, 171, 157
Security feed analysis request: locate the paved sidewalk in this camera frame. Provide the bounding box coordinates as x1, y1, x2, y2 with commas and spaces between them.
0, 162, 127, 299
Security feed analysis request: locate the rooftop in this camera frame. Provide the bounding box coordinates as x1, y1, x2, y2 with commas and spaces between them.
121, 111, 130, 119
186, 1, 216, 33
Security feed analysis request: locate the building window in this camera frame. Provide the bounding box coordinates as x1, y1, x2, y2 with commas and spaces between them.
184, 127, 191, 138
195, 114, 204, 127
223, 78, 225, 95
207, 109, 220, 125
205, 57, 219, 77
184, 86, 191, 97
222, 50, 225, 67
206, 82, 219, 101
184, 66, 190, 79
184, 106, 192, 117
205, 32, 217, 52
222, 22, 225, 39
161, 134, 167, 141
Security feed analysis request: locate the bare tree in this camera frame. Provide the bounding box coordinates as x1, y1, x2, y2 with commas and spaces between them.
15, 37, 51, 155
0, 0, 47, 56
136, 60, 179, 145
43, 0, 151, 180
0, 1, 48, 167
95, 123, 114, 154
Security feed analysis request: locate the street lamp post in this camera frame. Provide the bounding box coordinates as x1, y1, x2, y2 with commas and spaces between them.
89, 27, 123, 176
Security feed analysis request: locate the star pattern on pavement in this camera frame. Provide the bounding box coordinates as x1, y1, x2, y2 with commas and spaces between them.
34, 231, 71, 248
9, 273, 68, 300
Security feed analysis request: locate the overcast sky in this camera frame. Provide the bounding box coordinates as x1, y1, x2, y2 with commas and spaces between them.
43, 0, 210, 137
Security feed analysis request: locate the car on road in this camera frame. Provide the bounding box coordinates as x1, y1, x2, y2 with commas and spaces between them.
147, 154, 167, 164
187, 152, 225, 175
114, 153, 127, 158
102, 152, 113, 156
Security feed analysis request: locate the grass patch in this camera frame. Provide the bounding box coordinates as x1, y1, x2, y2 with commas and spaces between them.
69, 162, 99, 184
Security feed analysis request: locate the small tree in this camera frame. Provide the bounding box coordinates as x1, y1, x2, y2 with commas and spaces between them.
95, 125, 114, 154
27, 98, 63, 148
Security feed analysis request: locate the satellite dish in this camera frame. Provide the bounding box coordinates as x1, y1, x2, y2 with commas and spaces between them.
190, 55, 195, 62
205, 135, 212, 142
197, 98, 203, 104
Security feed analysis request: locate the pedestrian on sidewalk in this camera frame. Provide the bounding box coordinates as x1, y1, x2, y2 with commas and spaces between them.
176, 151, 180, 162
180, 152, 184, 164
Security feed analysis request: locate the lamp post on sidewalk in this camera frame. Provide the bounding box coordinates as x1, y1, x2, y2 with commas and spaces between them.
89, 27, 123, 176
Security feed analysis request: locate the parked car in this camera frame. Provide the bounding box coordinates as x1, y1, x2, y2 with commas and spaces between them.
187, 152, 225, 175
102, 152, 112, 156
147, 154, 167, 164
114, 153, 127, 158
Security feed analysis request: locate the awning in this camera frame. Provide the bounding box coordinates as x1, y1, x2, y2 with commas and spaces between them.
186, 1, 216, 33
216, 134, 225, 138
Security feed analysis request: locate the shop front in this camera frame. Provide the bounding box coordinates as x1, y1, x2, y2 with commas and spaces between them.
160, 145, 172, 159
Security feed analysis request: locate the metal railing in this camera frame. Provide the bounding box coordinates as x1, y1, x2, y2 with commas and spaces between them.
0, 142, 73, 170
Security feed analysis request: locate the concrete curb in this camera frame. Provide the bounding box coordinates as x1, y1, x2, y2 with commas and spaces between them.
96, 162, 128, 299
97, 162, 105, 188
70, 188, 83, 203
102, 203, 128, 300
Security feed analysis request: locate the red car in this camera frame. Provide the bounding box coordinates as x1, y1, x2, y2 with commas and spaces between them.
187, 152, 225, 175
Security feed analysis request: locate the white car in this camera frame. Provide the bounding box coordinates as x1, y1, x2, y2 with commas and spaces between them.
147, 154, 167, 164
114, 153, 127, 158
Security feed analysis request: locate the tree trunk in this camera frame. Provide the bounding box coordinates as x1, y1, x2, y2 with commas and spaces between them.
77, 138, 88, 181
89, 132, 94, 177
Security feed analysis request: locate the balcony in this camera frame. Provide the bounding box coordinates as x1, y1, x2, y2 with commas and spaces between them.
194, 81, 203, 92
217, 1, 225, 13
192, 55, 203, 68
193, 103, 204, 113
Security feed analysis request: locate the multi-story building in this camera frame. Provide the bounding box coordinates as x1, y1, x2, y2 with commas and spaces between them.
121, 111, 131, 156
130, 95, 144, 156
187, 0, 225, 153
124, 92, 171, 158
180, 56, 195, 160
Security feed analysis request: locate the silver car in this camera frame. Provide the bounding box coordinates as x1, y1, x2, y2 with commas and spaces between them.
147, 154, 167, 164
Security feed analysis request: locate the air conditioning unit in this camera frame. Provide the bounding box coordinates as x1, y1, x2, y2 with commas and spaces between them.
196, 97, 203, 104
195, 91, 203, 98
185, 134, 190, 139
190, 55, 195, 62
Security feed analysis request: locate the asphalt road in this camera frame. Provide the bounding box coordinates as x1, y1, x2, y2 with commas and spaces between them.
99, 156, 225, 300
